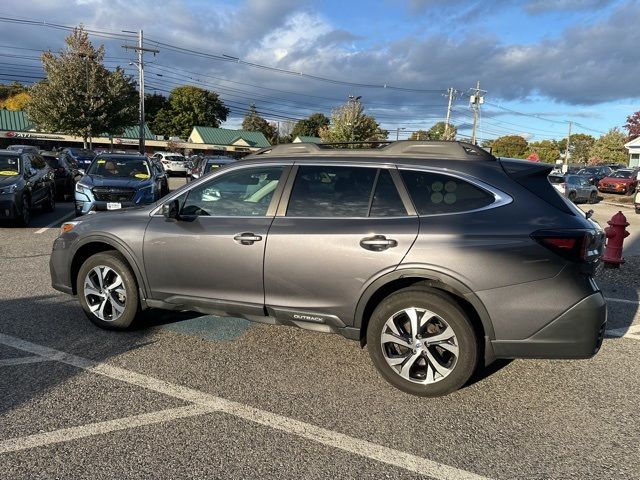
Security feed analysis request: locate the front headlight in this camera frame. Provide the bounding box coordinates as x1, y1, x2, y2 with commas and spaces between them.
0, 183, 18, 194
75, 182, 91, 195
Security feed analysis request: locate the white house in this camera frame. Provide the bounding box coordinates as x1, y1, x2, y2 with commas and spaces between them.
625, 136, 640, 167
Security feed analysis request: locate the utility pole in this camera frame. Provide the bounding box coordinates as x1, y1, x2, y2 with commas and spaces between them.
396, 127, 405, 141
564, 121, 572, 172
469, 81, 485, 145
122, 30, 159, 154
443, 87, 457, 140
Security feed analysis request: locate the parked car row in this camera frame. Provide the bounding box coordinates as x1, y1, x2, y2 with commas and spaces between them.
548, 166, 639, 205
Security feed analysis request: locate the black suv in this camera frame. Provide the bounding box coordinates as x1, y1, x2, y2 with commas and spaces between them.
0, 150, 56, 225
50, 142, 607, 396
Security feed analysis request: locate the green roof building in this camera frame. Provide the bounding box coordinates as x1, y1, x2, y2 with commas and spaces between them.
189, 126, 271, 150
292, 135, 322, 144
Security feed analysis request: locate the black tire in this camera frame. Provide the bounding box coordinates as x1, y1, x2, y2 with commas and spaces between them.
16, 194, 30, 227
42, 186, 55, 212
77, 251, 140, 330
568, 192, 577, 203
589, 191, 597, 204
367, 287, 478, 397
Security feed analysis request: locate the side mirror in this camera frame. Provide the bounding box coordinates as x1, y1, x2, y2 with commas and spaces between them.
162, 199, 180, 220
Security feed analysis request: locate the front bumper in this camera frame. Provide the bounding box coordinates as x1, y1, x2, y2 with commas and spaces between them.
598, 184, 629, 193
492, 292, 607, 359
50, 236, 74, 294
0, 196, 19, 219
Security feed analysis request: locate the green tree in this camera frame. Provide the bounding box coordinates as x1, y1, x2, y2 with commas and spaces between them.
426, 121, 457, 140
409, 129, 428, 140
320, 97, 387, 148
26, 26, 138, 148
526, 139, 560, 163
154, 86, 229, 140
144, 93, 170, 128
556, 133, 595, 164
242, 104, 276, 143
291, 113, 329, 139
490, 135, 529, 158
588, 128, 628, 165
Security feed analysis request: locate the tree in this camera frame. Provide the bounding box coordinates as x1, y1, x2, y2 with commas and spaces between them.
409, 130, 428, 140
556, 133, 595, 164
0, 82, 27, 102
588, 128, 628, 165
153, 86, 229, 140
426, 122, 457, 140
490, 135, 529, 158
276, 120, 295, 144
526, 140, 560, 163
242, 104, 276, 143
145, 93, 170, 128
291, 113, 329, 138
26, 26, 138, 148
0, 92, 31, 110
319, 97, 387, 147
625, 111, 640, 140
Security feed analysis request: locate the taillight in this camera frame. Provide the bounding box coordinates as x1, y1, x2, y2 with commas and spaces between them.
532, 230, 603, 263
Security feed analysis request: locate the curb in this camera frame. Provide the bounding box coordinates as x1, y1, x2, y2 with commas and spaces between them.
602, 201, 635, 209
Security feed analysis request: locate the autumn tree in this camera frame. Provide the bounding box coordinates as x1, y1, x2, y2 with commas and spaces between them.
242, 104, 276, 144
588, 128, 628, 165
152, 86, 229, 140
490, 135, 529, 158
0, 82, 27, 102
0, 91, 31, 110
527, 139, 560, 163
291, 113, 329, 138
320, 97, 387, 148
426, 122, 457, 140
27, 26, 137, 148
409, 130, 428, 140
625, 111, 640, 140
557, 133, 595, 164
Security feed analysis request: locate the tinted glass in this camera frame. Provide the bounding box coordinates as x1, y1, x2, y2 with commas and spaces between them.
182, 166, 283, 217
370, 170, 407, 216
611, 170, 633, 178
69, 148, 94, 156
43, 155, 61, 168
286, 166, 376, 217
548, 175, 565, 184
0, 155, 20, 175
31, 155, 47, 169
87, 157, 151, 179
401, 170, 494, 215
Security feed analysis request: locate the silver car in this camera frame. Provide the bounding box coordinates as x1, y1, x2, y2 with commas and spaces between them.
549, 174, 598, 204
50, 141, 607, 397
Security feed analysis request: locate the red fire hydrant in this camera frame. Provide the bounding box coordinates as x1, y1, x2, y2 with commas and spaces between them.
602, 211, 630, 268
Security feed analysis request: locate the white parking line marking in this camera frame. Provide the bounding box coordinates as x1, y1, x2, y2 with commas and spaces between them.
0, 405, 213, 454
0, 356, 50, 366
0, 333, 488, 480
606, 324, 640, 339
605, 297, 640, 305
35, 211, 75, 234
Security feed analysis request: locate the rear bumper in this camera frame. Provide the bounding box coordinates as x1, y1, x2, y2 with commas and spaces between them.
492, 292, 607, 359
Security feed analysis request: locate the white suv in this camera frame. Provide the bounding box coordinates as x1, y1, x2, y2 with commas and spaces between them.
152, 152, 188, 176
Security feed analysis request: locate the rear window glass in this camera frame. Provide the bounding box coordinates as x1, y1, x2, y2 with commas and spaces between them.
548, 175, 565, 184
400, 170, 494, 215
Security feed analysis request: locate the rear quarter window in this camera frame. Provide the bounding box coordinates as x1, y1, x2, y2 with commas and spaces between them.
400, 170, 495, 215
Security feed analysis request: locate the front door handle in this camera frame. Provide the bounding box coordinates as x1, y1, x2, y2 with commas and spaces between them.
234, 232, 263, 245
360, 235, 398, 251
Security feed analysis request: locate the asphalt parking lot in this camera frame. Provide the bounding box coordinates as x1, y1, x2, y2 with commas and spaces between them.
1, 182, 639, 480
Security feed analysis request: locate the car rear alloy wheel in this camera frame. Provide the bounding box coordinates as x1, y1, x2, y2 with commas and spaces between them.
367, 287, 478, 397
380, 307, 458, 385
78, 252, 139, 329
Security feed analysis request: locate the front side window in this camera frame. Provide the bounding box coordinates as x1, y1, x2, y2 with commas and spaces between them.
400, 170, 495, 215
0, 155, 21, 176
181, 166, 283, 217
286, 166, 377, 217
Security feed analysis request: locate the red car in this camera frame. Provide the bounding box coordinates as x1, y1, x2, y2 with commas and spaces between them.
597, 169, 638, 194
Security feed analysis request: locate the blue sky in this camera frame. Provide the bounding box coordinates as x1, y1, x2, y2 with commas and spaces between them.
0, 0, 638, 142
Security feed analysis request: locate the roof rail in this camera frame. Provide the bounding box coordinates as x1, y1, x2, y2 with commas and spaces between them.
248, 140, 495, 159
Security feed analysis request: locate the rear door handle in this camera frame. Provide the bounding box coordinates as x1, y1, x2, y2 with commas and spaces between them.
234, 232, 263, 245
360, 235, 398, 251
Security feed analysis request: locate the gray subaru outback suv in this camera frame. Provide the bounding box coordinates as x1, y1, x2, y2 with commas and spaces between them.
50, 141, 607, 397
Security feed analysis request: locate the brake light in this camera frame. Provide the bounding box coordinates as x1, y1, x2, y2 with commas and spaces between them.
532, 230, 602, 263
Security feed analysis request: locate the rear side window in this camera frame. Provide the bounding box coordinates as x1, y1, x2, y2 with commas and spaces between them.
287, 166, 377, 217
400, 170, 494, 215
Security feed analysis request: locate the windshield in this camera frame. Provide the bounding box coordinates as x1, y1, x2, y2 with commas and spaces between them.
87, 157, 151, 179
577, 168, 599, 175
69, 148, 95, 157
610, 170, 633, 179
0, 155, 21, 175
166, 155, 185, 161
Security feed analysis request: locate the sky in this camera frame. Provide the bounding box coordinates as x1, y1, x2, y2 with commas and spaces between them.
0, 0, 638, 142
